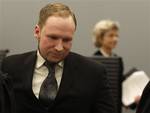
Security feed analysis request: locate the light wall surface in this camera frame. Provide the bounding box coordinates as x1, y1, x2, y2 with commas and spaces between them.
0, 0, 150, 113
1, 0, 149, 74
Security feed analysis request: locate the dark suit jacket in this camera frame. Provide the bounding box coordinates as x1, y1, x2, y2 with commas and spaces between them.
94, 50, 117, 57
1, 51, 116, 113
136, 81, 150, 113
0, 71, 15, 113
94, 51, 103, 56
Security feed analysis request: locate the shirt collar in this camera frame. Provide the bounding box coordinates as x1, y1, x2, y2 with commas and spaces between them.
58, 61, 64, 68
100, 48, 112, 57
35, 50, 45, 69
35, 50, 64, 69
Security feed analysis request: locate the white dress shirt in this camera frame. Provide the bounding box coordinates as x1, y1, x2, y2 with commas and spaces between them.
32, 51, 64, 98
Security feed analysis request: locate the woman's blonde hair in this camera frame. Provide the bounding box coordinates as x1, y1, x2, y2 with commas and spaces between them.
93, 20, 119, 48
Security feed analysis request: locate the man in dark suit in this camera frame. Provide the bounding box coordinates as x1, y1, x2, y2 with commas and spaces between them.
1, 3, 116, 113
136, 81, 150, 113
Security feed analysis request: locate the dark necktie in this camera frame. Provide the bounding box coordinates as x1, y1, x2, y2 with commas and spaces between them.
39, 61, 58, 107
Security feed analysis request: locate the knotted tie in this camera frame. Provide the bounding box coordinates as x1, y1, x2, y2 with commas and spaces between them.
39, 61, 58, 107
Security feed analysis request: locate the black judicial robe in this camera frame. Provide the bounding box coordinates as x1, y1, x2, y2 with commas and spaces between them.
136, 81, 150, 113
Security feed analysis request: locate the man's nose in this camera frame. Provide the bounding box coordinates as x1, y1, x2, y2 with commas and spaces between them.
55, 39, 64, 51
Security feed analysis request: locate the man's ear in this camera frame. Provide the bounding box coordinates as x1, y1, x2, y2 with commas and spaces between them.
34, 25, 41, 40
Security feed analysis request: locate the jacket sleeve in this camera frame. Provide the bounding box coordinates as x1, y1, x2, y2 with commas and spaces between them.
0, 71, 15, 113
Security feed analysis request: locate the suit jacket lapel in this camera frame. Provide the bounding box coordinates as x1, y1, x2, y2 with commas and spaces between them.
21, 52, 78, 105
55, 53, 78, 101
21, 51, 39, 100
21, 51, 47, 108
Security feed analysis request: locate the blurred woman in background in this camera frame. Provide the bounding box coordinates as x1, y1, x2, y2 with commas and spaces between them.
92, 20, 119, 57
92, 20, 141, 110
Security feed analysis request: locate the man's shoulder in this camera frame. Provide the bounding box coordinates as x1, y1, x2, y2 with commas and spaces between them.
68, 52, 105, 70
68, 52, 106, 83
3, 51, 36, 62
1, 51, 36, 72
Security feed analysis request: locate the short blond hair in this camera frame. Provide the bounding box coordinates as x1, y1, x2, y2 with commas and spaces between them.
38, 3, 77, 29
93, 20, 119, 48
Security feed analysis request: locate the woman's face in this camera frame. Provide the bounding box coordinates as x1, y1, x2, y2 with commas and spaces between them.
100, 29, 119, 50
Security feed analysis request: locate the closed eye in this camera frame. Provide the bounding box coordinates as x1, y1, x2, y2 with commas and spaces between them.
47, 35, 59, 40
63, 38, 72, 42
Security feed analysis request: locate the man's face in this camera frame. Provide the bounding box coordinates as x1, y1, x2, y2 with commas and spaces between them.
34, 16, 75, 63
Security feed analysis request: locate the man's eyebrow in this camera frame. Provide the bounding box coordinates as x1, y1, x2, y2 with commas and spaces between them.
46, 34, 72, 39
46, 34, 57, 37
